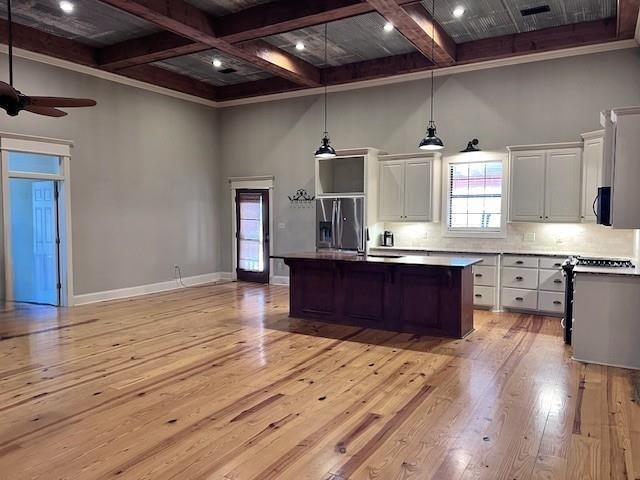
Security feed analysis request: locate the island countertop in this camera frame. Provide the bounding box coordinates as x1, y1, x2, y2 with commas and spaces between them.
272, 251, 482, 268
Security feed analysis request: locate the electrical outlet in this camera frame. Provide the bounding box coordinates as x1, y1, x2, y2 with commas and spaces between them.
278, 222, 286, 229
524, 232, 536, 242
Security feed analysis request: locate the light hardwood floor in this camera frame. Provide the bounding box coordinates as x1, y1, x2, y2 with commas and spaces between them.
0, 281, 638, 479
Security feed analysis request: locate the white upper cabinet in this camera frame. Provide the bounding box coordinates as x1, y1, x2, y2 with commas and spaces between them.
545, 149, 582, 222
580, 131, 604, 223
508, 144, 582, 223
378, 153, 441, 222
509, 151, 546, 222
379, 161, 405, 220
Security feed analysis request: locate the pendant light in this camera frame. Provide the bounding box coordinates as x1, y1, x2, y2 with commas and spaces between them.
315, 23, 337, 158
419, 0, 444, 151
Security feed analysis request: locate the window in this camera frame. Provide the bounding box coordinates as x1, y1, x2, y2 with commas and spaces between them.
445, 155, 506, 237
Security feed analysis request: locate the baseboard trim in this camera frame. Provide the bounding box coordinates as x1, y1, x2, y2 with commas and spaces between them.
271, 275, 290, 286
73, 272, 233, 305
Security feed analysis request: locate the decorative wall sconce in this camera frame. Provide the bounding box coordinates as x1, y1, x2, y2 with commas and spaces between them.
461, 138, 481, 152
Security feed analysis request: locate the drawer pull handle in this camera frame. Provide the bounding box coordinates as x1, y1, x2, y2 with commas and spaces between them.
515, 260, 524, 265
553, 300, 562, 305
475, 294, 482, 298
554, 263, 562, 267
515, 276, 524, 281
553, 279, 563, 284
475, 273, 483, 277
515, 297, 524, 301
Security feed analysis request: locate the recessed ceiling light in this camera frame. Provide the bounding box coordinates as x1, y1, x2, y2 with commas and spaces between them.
453, 6, 465, 17
59, 0, 74, 13
383, 22, 394, 32
212, 58, 222, 68
295, 41, 305, 51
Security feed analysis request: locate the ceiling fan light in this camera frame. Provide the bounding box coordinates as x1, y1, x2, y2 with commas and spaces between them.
315, 133, 337, 158
419, 123, 444, 151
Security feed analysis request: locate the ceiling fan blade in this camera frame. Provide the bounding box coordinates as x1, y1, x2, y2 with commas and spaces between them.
0, 81, 18, 102
24, 105, 68, 117
28, 96, 97, 108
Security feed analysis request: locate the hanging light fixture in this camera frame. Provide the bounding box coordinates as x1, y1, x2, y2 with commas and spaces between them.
419, 0, 444, 151
315, 23, 337, 159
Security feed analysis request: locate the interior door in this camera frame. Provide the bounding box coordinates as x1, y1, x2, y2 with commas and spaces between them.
236, 189, 269, 283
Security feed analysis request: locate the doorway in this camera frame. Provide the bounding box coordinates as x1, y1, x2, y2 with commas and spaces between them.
235, 189, 269, 283
9, 178, 60, 305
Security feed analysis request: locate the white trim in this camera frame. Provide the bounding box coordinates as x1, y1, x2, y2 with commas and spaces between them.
3, 39, 635, 110
507, 142, 583, 152
217, 40, 638, 108
73, 272, 230, 305
271, 275, 290, 286
0, 132, 73, 148
0, 136, 72, 156
7, 172, 64, 180
0, 46, 218, 109
441, 151, 509, 239
571, 356, 640, 371
580, 130, 605, 141
230, 177, 275, 283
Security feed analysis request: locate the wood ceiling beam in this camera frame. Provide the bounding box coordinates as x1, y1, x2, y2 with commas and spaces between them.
0, 18, 97, 66
119, 64, 217, 100
617, 0, 640, 39
95, 0, 321, 86
456, 18, 618, 64
365, 0, 456, 65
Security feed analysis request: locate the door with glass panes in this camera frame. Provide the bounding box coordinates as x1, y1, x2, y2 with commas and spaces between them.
235, 189, 269, 283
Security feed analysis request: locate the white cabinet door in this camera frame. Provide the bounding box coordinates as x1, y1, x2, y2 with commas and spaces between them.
509, 151, 545, 221
581, 137, 603, 222
404, 160, 432, 221
379, 161, 405, 221
545, 148, 582, 222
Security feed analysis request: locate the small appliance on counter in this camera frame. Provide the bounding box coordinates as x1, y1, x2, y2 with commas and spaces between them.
382, 231, 394, 247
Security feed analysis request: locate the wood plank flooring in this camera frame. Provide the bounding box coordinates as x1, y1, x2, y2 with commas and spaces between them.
0, 281, 638, 479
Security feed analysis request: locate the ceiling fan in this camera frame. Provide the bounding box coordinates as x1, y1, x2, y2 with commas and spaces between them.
0, 0, 96, 117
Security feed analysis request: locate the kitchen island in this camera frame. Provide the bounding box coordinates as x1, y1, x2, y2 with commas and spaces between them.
274, 252, 482, 338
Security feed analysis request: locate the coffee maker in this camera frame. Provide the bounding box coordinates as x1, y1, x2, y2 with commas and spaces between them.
382, 231, 394, 247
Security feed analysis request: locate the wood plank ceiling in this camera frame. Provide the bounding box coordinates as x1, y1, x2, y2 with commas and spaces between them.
0, 0, 637, 103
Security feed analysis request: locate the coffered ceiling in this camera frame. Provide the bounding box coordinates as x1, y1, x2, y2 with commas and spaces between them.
0, 0, 637, 103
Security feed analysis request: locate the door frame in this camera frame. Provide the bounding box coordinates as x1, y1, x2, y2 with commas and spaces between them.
229, 176, 274, 283
0, 133, 74, 306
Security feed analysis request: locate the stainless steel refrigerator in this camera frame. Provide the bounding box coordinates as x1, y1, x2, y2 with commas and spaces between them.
316, 197, 365, 251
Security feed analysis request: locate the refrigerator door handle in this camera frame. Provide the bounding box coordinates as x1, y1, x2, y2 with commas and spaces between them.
336, 200, 343, 249
331, 199, 338, 249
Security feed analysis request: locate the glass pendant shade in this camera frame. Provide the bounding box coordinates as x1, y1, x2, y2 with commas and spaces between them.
419, 122, 444, 151
315, 132, 336, 158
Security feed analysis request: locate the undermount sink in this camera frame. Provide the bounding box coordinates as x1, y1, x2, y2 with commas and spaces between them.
366, 254, 404, 259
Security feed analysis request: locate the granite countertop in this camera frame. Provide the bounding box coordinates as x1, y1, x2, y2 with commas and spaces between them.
272, 252, 482, 268
372, 245, 581, 257
574, 265, 640, 277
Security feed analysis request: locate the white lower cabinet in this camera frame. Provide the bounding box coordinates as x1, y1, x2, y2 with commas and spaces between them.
473, 286, 495, 307
501, 254, 568, 316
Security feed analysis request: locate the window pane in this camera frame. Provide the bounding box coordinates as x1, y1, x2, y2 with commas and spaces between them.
9, 152, 61, 175
448, 160, 503, 231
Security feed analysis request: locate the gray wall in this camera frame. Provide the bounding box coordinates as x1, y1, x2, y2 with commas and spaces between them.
0, 54, 222, 295
219, 48, 640, 275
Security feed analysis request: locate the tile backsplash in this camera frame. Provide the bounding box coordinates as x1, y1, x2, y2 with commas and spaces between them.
381, 222, 637, 258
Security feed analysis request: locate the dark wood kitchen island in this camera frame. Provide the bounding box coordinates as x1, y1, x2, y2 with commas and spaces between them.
274, 252, 482, 338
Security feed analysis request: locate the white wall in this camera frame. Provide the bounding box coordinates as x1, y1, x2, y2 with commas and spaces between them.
219, 48, 640, 274
0, 54, 222, 295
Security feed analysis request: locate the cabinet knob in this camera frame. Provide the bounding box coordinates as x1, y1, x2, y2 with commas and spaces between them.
554, 279, 563, 284
545, 216, 549, 219
515, 276, 524, 281
553, 300, 562, 305
515, 297, 524, 301
515, 260, 524, 265
539, 216, 543, 219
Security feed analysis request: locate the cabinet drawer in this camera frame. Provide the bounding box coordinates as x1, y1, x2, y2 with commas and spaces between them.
473, 286, 495, 307
502, 255, 539, 268
538, 291, 564, 314
502, 288, 538, 310
473, 266, 496, 286
502, 267, 539, 289
539, 257, 566, 269
539, 269, 565, 291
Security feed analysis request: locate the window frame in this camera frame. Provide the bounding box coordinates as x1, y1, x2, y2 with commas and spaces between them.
442, 152, 508, 238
